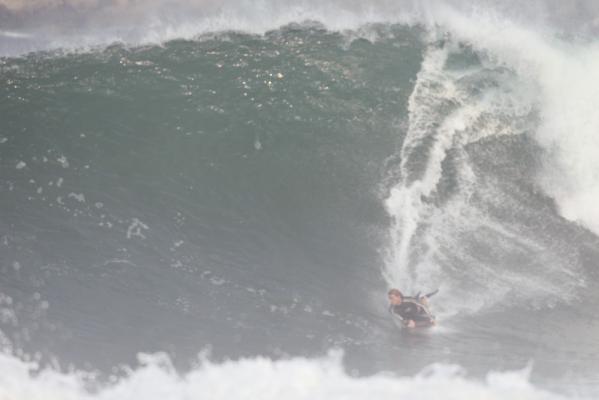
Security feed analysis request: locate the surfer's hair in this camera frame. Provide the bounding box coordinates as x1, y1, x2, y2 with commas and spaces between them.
388, 288, 403, 299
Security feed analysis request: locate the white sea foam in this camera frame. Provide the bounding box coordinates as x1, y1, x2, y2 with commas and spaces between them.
126, 218, 149, 240
0, 350, 578, 400
68, 192, 86, 203
0, 30, 32, 39
57, 155, 69, 168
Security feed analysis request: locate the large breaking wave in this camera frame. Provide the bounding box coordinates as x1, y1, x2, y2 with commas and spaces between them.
1, 1, 599, 398
4, 1, 599, 237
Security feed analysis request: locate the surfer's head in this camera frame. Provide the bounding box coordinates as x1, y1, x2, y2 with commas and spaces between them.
388, 288, 403, 305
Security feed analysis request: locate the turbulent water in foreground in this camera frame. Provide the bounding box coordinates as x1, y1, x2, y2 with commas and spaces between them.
1, 1, 599, 398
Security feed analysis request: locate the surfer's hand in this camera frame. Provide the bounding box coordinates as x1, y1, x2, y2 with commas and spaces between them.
406, 320, 416, 328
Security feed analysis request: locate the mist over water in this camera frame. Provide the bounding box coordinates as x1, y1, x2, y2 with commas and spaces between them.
1, 1, 599, 398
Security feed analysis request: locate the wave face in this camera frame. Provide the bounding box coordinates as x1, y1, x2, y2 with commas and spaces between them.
1, 1, 599, 398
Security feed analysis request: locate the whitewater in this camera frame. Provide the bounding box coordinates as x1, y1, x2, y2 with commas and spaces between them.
1, 0, 599, 398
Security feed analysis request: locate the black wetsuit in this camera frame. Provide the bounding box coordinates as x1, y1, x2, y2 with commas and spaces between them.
390, 299, 433, 323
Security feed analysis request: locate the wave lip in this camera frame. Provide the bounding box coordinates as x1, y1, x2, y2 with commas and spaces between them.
0, 0, 415, 56
3, 1, 598, 57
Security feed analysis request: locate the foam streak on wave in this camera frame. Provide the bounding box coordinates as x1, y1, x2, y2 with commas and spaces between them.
383, 43, 525, 293
383, 46, 455, 288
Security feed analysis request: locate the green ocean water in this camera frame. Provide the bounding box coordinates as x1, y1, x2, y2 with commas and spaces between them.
0, 24, 426, 368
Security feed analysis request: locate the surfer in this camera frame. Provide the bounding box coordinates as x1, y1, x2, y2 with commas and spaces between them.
388, 288, 437, 328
